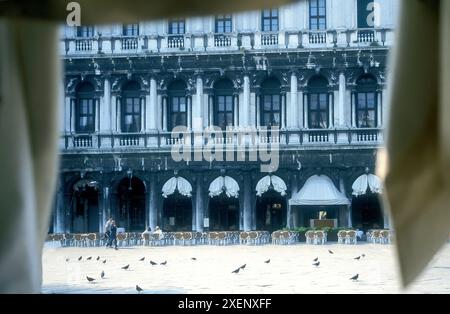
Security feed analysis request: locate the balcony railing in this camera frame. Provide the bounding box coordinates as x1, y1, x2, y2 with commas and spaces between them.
62, 28, 392, 56
75, 39, 93, 51
167, 35, 184, 49
61, 128, 383, 151
121, 37, 138, 50
214, 34, 232, 47
261, 33, 279, 46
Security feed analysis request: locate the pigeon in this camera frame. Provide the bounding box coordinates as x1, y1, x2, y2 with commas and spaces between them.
139, 257, 145, 261
86, 276, 95, 283
362, 254, 366, 258
96, 256, 100, 261
103, 260, 107, 264
101, 271, 105, 279
264, 259, 271, 264
328, 250, 334, 255
240, 264, 246, 270
313, 257, 319, 262
191, 258, 197, 261
150, 261, 157, 266
160, 261, 167, 266
313, 261, 320, 267
350, 274, 359, 281
354, 256, 361, 260
78, 256, 82, 261
87, 256, 92, 261
65, 258, 69, 262
121, 264, 130, 270
136, 285, 143, 294
231, 267, 240, 274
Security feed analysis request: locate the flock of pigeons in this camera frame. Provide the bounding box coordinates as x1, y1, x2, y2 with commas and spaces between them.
68, 249, 365, 293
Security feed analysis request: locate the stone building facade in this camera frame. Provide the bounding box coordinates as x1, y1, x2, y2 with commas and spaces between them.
52, 0, 399, 234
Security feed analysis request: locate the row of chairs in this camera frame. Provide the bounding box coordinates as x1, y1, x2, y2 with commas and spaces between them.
271, 231, 299, 245
337, 230, 358, 245
239, 231, 271, 245
305, 230, 327, 245
367, 230, 392, 244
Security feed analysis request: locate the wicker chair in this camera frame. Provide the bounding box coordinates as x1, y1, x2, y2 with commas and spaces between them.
248, 231, 259, 245
305, 230, 315, 245
86, 233, 96, 247
315, 231, 326, 245
271, 231, 281, 245
239, 231, 249, 245
116, 233, 126, 246
346, 230, 357, 245
183, 232, 194, 246
337, 230, 347, 244
380, 230, 390, 244
174, 232, 184, 245
371, 230, 381, 244
142, 233, 150, 246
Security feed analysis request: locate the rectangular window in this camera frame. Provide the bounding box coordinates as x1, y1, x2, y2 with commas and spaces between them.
356, 92, 377, 128
123, 24, 139, 36
308, 93, 329, 129
169, 19, 186, 35
262, 9, 279, 32
77, 26, 94, 38
261, 94, 281, 127
76, 98, 95, 133
309, 0, 327, 30
215, 15, 232, 33
122, 97, 141, 133
170, 96, 187, 129
215, 95, 234, 130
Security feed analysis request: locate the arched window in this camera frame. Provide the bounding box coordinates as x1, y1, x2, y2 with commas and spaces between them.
356, 74, 378, 128
121, 81, 141, 133
214, 79, 234, 130
168, 80, 187, 130
307, 76, 329, 129
260, 78, 281, 128
75, 82, 95, 134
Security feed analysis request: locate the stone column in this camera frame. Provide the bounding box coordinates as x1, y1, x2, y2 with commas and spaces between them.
162, 96, 168, 131
338, 73, 346, 127
70, 98, 76, 132
281, 93, 286, 129
195, 174, 204, 232
339, 177, 350, 228
351, 92, 356, 127
377, 91, 383, 127
208, 94, 214, 126
243, 173, 252, 231
234, 94, 239, 127
187, 96, 192, 130
193, 76, 203, 131
100, 77, 111, 132
149, 173, 158, 230
101, 186, 110, 233
256, 93, 261, 127
288, 174, 297, 229
55, 179, 66, 234
328, 93, 334, 128
288, 72, 298, 128
149, 77, 158, 130
242, 75, 251, 127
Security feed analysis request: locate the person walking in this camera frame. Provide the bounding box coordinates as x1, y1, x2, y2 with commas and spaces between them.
108, 220, 118, 250
104, 217, 113, 247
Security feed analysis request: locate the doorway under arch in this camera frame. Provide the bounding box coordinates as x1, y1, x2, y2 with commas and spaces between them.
117, 177, 146, 232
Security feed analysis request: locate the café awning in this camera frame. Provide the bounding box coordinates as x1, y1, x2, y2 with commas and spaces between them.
256, 175, 287, 197
162, 176, 192, 198
352, 174, 383, 196
289, 175, 350, 206
209, 176, 240, 198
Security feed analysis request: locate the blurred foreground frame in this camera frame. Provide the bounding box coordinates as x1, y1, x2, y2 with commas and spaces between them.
0, 0, 449, 292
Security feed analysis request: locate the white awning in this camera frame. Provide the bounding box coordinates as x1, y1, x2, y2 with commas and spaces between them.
256, 175, 287, 197
352, 174, 383, 196
209, 176, 240, 198
289, 175, 350, 206
73, 179, 99, 191
162, 176, 192, 198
